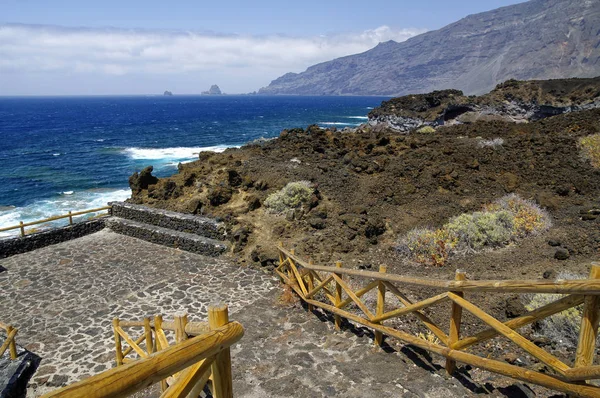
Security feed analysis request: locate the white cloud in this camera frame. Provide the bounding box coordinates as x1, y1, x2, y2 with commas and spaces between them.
0, 24, 426, 94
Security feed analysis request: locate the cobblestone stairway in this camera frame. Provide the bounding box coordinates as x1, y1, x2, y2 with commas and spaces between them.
105, 202, 228, 257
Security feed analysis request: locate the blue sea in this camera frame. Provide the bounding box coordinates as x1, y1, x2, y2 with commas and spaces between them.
0, 95, 387, 237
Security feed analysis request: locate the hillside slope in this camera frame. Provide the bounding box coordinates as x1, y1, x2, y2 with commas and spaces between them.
259, 0, 600, 96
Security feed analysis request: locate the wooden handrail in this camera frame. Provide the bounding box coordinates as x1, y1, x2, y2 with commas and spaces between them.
276, 246, 600, 397
0, 322, 18, 360
280, 247, 600, 295
0, 206, 112, 235
41, 321, 244, 398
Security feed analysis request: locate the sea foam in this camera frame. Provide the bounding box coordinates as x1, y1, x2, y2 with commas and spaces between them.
123, 145, 237, 160
0, 188, 130, 238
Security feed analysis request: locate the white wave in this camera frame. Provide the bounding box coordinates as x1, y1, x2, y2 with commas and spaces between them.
96, 139, 105, 142
62, 191, 74, 195
123, 145, 237, 160
319, 122, 362, 126
0, 188, 130, 238
53, 153, 61, 156
346, 116, 369, 120
366, 107, 374, 109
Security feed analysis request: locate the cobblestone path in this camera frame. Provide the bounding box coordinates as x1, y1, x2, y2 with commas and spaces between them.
1, 230, 527, 397
0, 230, 277, 396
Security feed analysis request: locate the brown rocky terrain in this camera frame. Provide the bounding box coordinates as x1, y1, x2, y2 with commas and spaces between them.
128, 80, 600, 374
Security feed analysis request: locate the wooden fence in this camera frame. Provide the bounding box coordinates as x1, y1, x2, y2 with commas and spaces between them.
42, 304, 242, 398
276, 244, 600, 397
0, 206, 112, 237
0, 321, 18, 360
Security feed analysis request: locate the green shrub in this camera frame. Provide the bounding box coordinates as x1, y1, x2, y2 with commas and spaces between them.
416, 126, 436, 134
398, 194, 551, 265
263, 181, 313, 214
446, 210, 514, 252
489, 194, 551, 237
397, 227, 457, 266
579, 134, 600, 168
524, 272, 584, 347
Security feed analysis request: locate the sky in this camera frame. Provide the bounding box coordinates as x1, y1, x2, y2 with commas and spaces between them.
0, 0, 525, 95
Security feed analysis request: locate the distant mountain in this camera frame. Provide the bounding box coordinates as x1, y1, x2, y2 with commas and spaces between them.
202, 85, 222, 95
259, 0, 600, 96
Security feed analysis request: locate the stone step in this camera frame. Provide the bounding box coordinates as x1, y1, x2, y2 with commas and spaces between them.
105, 217, 228, 257
110, 202, 225, 240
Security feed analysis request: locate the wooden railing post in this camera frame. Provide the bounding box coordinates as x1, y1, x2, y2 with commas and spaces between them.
307, 260, 315, 312
446, 270, 466, 375
113, 318, 123, 366
174, 313, 189, 343
334, 261, 343, 330
144, 317, 154, 355
375, 265, 387, 347
19, 221, 25, 237
575, 263, 600, 370
288, 249, 296, 282
68, 211, 73, 225
6, 326, 17, 360
208, 304, 233, 398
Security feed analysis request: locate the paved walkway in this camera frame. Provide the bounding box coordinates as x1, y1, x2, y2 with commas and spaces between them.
1, 230, 536, 397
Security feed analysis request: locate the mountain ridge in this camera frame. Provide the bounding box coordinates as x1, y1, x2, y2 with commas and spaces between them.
259, 0, 600, 96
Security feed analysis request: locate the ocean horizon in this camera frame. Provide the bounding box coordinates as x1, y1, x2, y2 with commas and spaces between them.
0, 95, 388, 236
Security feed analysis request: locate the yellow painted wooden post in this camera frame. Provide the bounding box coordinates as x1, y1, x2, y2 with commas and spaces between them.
375, 265, 387, 347
446, 270, 466, 375
154, 315, 168, 392
68, 211, 73, 225
334, 261, 343, 330
143, 317, 153, 355
113, 318, 123, 366
575, 263, 600, 370
6, 326, 17, 360
208, 303, 233, 398
307, 260, 315, 312
19, 221, 25, 237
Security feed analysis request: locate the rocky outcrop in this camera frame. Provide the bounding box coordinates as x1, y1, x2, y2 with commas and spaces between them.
260, 0, 600, 96
202, 85, 222, 95
128, 166, 158, 194
368, 77, 600, 132
163, 90, 173, 96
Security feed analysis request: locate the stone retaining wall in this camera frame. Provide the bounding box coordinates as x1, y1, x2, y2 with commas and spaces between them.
110, 201, 225, 239
0, 219, 106, 259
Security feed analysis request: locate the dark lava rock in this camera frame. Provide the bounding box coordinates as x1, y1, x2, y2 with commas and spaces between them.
227, 170, 243, 187
582, 213, 598, 221
245, 195, 261, 211
128, 166, 158, 194
208, 186, 233, 206
148, 180, 182, 200
542, 269, 556, 279
250, 245, 277, 268
547, 239, 561, 247
505, 296, 526, 319
308, 218, 326, 230
554, 248, 570, 260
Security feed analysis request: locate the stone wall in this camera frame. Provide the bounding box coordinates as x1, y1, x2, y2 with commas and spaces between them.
0, 219, 106, 259
110, 202, 225, 240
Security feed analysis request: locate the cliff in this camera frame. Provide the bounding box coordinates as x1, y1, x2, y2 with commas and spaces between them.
259, 0, 600, 96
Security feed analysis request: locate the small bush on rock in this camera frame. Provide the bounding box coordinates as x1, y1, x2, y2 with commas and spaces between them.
264, 181, 313, 214
446, 210, 514, 252
477, 137, 504, 149
397, 228, 457, 267
398, 194, 551, 266
524, 272, 584, 347
488, 194, 552, 237
416, 126, 436, 134
579, 134, 600, 168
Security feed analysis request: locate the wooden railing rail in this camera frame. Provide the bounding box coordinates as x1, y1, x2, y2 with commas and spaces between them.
42, 305, 241, 398
281, 247, 600, 295
0, 321, 18, 360
0, 206, 112, 236
276, 244, 600, 398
